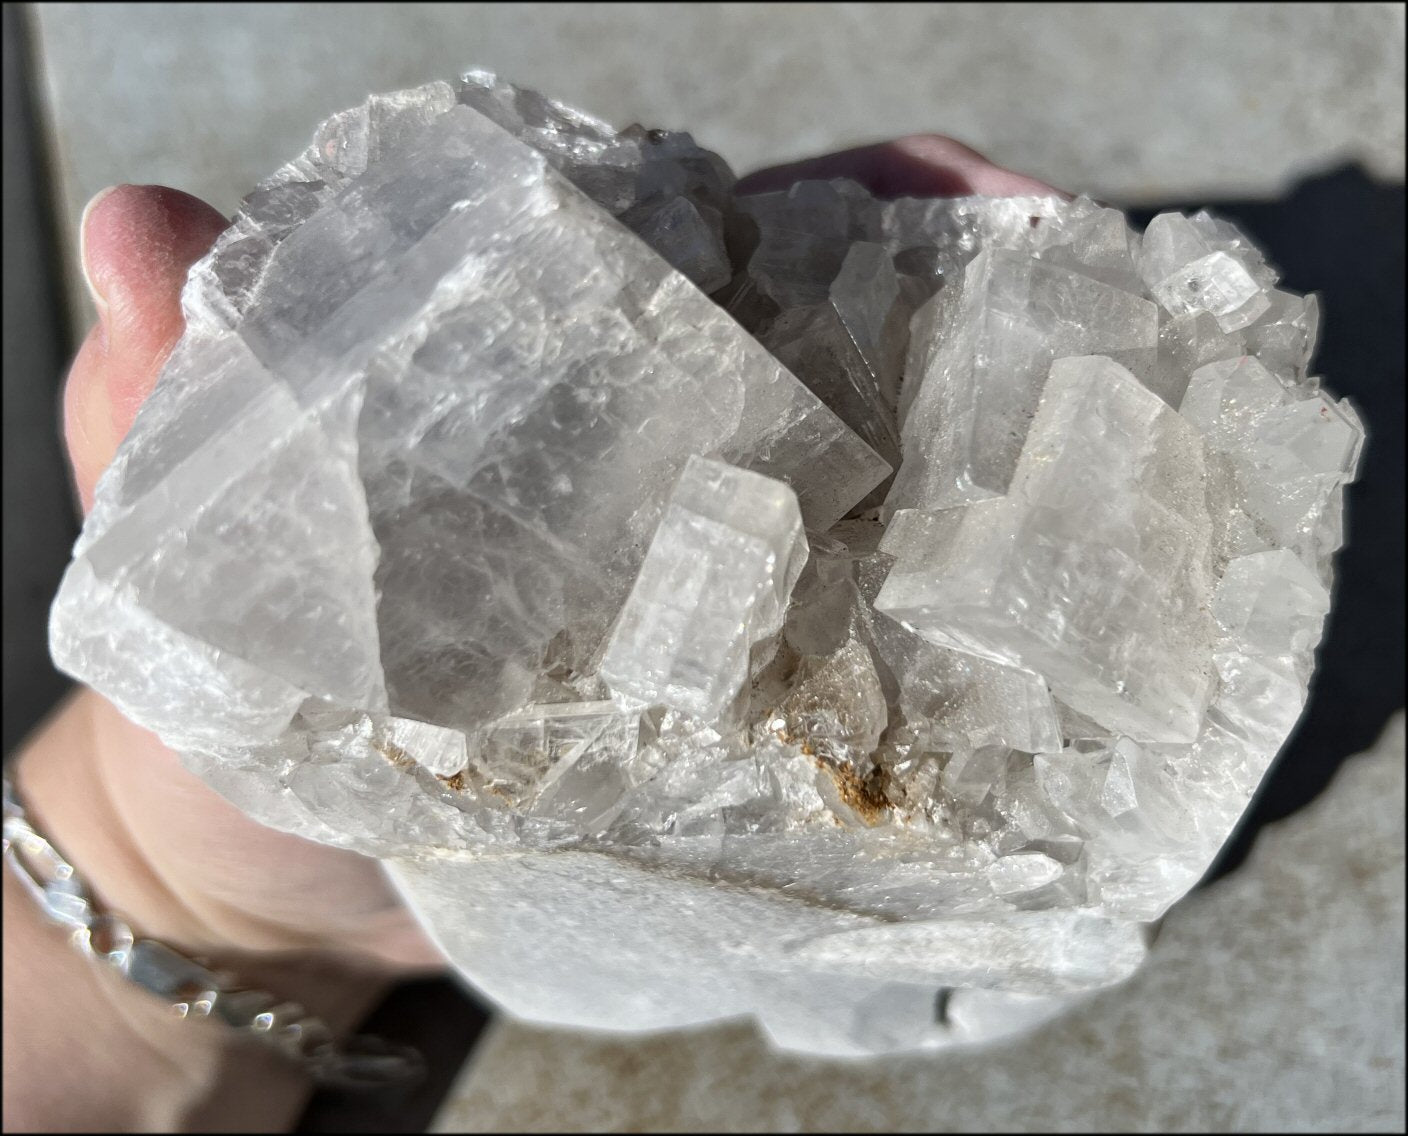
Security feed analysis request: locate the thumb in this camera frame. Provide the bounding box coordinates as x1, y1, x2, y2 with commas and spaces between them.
64, 184, 227, 512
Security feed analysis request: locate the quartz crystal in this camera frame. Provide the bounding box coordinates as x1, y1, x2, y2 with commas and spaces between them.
49, 73, 1364, 1057
886, 250, 1159, 510
1138, 210, 1276, 332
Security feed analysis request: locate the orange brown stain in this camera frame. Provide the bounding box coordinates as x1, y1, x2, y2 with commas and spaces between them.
815, 756, 892, 824
373, 739, 417, 771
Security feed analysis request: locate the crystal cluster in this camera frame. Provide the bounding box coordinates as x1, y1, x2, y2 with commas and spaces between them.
50, 74, 1363, 1057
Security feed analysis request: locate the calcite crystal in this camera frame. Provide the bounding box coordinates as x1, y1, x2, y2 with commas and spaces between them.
876, 356, 1216, 744
599, 455, 808, 722
50, 73, 1363, 1057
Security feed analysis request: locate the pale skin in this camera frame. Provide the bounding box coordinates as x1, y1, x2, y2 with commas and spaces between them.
3, 136, 1060, 1131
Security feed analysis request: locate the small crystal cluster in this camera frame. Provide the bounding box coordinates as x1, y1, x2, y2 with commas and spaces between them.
50, 74, 1363, 1056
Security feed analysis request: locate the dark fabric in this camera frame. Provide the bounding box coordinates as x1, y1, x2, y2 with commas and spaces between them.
2, 3, 79, 758
297, 976, 493, 1133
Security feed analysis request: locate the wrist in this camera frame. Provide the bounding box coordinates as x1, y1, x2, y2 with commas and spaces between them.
15, 688, 442, 967
5, 689, 427, 1128
3, 862, 317, 1131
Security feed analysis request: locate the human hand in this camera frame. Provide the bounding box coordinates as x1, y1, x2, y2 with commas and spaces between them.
735, 133, 1066, 199
6, 136, 1060, 1130
48, 184, 450, 972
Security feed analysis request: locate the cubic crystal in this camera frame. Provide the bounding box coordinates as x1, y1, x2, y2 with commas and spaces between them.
886, 249, 1158, 511
876, 356, 1216, 743
1138, 211, 1276, 331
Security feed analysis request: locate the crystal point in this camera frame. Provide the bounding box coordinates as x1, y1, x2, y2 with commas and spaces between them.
876, 355, 1216, 744
887, 247, 1159, 512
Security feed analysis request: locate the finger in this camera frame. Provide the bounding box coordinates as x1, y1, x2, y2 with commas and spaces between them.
735, 134, 1069, 200
64, 185, 227, 512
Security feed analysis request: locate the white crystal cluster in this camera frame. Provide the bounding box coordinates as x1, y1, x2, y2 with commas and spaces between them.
50, 74, 1363, 1056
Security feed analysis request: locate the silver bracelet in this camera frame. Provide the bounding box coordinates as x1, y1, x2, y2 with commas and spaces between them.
2, 770, 425, 1092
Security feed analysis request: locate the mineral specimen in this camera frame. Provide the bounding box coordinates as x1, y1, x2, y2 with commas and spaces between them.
49, 72, 1363, 1057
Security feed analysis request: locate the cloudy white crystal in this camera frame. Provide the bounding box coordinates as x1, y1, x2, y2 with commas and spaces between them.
48, 73, 1363, 1057
876, 355, 1216, 744
885, 247, 1159, 512
1138, 211, 1275, 331
599, 456, 807, 723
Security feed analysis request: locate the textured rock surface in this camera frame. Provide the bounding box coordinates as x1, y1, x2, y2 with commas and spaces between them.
429, 714, 1406, 1133
50, 74, 1364, 1054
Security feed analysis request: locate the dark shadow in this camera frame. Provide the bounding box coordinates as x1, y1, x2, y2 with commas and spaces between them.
1127, 165, 1406, 884
2, 2, 80, 756
297, 975, 493, 1133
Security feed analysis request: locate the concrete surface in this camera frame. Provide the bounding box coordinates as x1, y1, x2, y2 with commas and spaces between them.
30, 2, 1407, 334
431, 714, 1406, 1133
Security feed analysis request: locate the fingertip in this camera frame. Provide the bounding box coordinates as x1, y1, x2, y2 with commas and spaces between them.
887, 135, 1070, 200
79, 184, 228, 324
735, 134, 1070, 201
78, 186, 119, 325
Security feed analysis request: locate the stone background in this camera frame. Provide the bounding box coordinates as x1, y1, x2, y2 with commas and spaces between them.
5, 4, 1404, 1131
27, 2, 1408, 333
29, 3, 1408, 214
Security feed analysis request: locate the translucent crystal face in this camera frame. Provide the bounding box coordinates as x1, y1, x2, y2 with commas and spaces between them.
49, 73, 1363, 1056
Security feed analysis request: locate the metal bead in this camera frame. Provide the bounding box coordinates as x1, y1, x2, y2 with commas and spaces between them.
279, 1017, 333, 1057
45, 885, 92, 929
213, 987, 275, 1028
129, 939, 222, 999
6, 826, 75, 888
88, 914, 136, 972
252, 1001, 305, 1034
172, 988, 221, 1019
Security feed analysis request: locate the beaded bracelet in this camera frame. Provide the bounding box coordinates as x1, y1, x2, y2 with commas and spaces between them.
2, 771, 425, 1091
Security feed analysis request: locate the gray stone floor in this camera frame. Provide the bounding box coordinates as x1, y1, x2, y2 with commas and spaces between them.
29, 2, 1407, 335
432, 715, 1406, 1133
